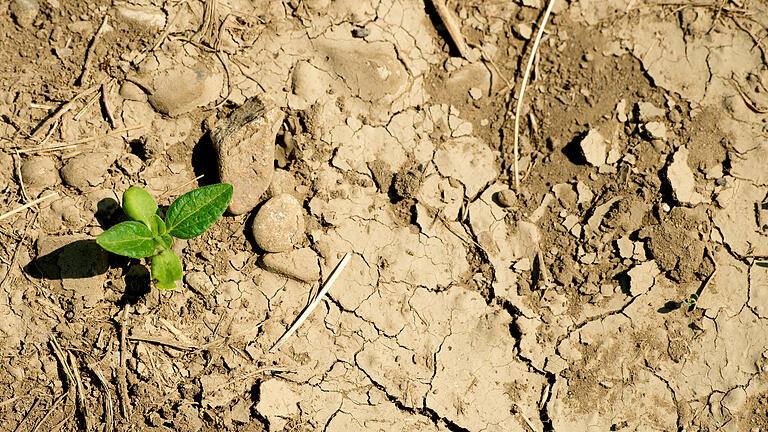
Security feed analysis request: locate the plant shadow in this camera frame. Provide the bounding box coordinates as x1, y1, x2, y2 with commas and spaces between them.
25, 239, 109, 281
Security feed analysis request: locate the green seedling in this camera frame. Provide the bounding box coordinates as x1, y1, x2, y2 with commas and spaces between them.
682, 293, 699, 307
96, 184, 233, 290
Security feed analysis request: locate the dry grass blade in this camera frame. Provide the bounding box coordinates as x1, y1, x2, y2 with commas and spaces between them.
16, 125, 146, 154
30, 83, 101, 139
11, 398, 39, 432
67, 351, 89, 430
29, 392, 68, 432
512, 0, 556, 190
117, 304, 131, 418
270, 253, 351, 353
75, 14, 110, 86
0, 193, 57, 222
87, 363, 114, 432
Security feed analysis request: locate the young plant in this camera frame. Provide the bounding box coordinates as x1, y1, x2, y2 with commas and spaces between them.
96, 184, 233, 290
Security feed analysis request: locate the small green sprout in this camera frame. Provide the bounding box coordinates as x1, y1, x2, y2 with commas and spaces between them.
96, 184, 233, 290
682, 293, 699, 307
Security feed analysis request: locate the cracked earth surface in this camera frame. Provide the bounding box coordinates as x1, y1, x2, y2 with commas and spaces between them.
2, 0, 768, 431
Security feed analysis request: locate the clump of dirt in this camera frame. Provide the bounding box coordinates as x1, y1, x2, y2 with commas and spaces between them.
642, 206, 708, 282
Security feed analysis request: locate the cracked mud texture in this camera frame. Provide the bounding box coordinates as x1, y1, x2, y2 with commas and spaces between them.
2, 0, 768, 431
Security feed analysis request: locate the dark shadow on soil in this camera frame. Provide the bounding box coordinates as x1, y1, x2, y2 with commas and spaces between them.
119, 264, 152, 306
191, 132, 220, 187
562, 132, 588, 165
25, 240, 109, 281
657, 301, 681, 314
422, 0, 462, 58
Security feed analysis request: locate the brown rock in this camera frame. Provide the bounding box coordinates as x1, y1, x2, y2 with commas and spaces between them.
251, 194, 304, 252
212, 96, 285, 215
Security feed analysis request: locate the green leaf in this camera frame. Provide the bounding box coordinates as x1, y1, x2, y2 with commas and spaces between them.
123, 186, 158, 227
96, 221, 156, 258
151, 249, 183, 290
165, 184, 233, 239
148, 214, 166, 237
154, 233, 173, 250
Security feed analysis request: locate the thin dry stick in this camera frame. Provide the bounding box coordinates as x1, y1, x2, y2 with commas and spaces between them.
162, 175, 204, 198
29, 392, 68, 432
12, 150, 29, 202
127, 334, 194, 351
117, 304, 131, 418
11, 398, 39, 432
87, 363, 114, 432
72, 92, 100, 121
512, 0, 556, 190
0, 192, 57, 222
76, 14, 110, 86
67, 351, 89, 430
101, 80, 117, 128
270, 253, 351, 353
30, 83, 101, 139
430, 0, 469, 58
17, 125, 147, 154
0, 396, 24, 409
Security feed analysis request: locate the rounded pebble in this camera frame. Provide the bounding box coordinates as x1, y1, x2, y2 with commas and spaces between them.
251, 194, 305, 253
184, 271, 213, 295
21, 156, 59, 190
496, 189, 517, 207
60, 152, 117, 189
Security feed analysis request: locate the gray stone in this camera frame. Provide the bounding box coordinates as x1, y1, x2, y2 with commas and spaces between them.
251, 194, 304, 253
261, 247, 320, 283
21, 156, 59, 190
212, 95, 284, 215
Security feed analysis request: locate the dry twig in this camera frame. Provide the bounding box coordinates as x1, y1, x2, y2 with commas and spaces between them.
270, 253, 351, 352
29, 392, 68, 432
87, 363, 113, 432
11, 398, 39, 432
67, 351, 89, 430
0, 193, 57, 222
511, 0, 556, 191
30, 83, 101, 140
76, 14, 110, 86
117, 304, 131, 418
430, 0, 469, 58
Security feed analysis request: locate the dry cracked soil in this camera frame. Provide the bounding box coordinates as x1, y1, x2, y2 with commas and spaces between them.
1, 0, 768, 431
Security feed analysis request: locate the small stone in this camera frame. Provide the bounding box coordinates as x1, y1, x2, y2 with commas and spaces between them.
666, 146, 706, 206
212, 95, 285, 215
117, 153, 143, 175
636, 102, 665, 121
261, 247, 320, 283
10, 0, 39, 28
576, 182, 593, 204
119, 81, 147, 102
496, 189, 517, 207
21, 156, 59, 190
616, 236, 633, 259
600, 284, 614, 296
579, 252, 596, 265
468, 87, 482, 100
251, 194, 305, 253
114, 4, 166, 30
515, 23, 533, 40
134, 54, 223, 116
627, 260, 659, 296
616, 99, 628, 122
521, 0, 541, 7
514, 258, 531, 272
579, 282, 599, 295
185, 271, 214, 295
645, 122, 667, 140
668, 110, 682, 123
60, 151, 118, 189
579, 129, 606, 166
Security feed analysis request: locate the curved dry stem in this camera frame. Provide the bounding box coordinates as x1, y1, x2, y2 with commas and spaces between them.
513, 0, 556, 190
